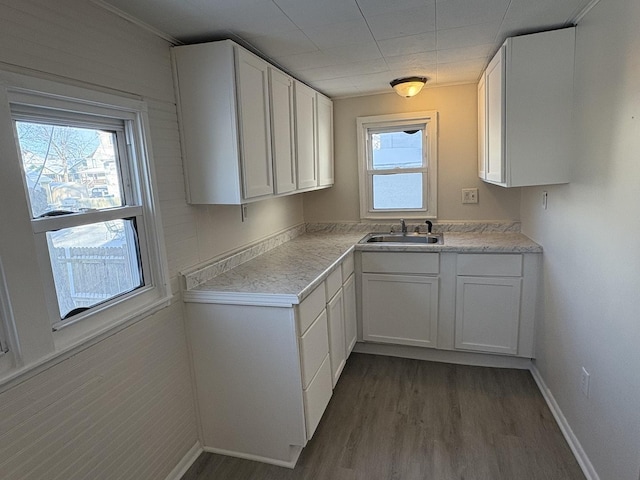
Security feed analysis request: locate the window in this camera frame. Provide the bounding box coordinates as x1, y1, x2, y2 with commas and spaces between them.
357, 112, 437, 220
5, 78, 169, 333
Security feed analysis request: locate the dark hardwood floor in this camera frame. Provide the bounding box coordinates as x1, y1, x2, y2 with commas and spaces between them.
181, 353, 585, 480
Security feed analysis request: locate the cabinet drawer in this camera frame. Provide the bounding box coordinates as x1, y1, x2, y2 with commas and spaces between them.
298, 283, 326, 334
299, 310, 329, 390
303, 354, 332, 440
361, 252, 439, 275
341, 253, 355, 278
325, 267, 342, 300
456, 254, 522, 277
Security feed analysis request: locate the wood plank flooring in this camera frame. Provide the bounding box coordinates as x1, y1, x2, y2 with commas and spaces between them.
181, 353, 585, 480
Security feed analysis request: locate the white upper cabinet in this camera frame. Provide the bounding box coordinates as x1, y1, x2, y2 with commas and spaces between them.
316, 93, 334, 188
172, 40, 333, 204
236, 49, 274, 199
294, 81, 335, 191
294, 80, 318, 190
269, 68, 297, 195
484, 47, 505, 184
478, 28, 575, 187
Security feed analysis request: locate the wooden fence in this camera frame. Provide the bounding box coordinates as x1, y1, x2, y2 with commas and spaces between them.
51, 246, 140, 314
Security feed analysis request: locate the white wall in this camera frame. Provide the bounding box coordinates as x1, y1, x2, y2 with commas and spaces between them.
303, 83, 521, 223
0, 2, 199, 479
520, 0, 640, 478
0, 1, 303, 478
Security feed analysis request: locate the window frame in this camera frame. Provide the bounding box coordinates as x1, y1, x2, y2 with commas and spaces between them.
0, 72, 170, 355
357, 111, 438, 220
0, 256, 20, 376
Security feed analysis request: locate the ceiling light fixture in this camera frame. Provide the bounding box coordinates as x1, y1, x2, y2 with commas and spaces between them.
390, 76, 427, 97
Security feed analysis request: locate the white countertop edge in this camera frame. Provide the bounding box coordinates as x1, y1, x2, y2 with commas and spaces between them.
354, 244, 542, 253
183, 290, 300, 307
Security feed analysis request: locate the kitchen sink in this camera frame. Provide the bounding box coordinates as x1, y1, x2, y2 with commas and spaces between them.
360, 232, 443, 245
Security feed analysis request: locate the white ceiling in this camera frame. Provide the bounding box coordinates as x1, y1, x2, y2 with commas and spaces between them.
97, 0, 595, 98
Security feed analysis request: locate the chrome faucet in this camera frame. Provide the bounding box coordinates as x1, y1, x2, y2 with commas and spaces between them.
400, 219, 407, 233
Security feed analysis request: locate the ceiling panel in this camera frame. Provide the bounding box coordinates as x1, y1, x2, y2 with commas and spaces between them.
303, 19, 375, 49
366, 5, 437, 40
376, 32, 437, 57
244, 29, 318, 58
272, 0, 364, 29
435, 0, 512, 29
435, 22, 502, 49
99, 0, 596, 98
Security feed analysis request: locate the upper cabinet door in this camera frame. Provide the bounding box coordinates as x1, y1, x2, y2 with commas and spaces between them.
477, 72, 487, 180
316, 94, 334, 188
236, 48, 274, 200
269, 68, 296, 195
294, 81, 317, 190
485, 46, 505, 184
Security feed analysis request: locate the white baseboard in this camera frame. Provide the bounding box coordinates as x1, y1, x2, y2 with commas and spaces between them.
164, 441, 203, 480
202, 445, 302, 469
353, 342, 533, 369
529, 365, 600, 480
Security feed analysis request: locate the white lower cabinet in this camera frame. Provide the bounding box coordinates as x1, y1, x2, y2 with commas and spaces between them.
453, 253, 536, 357
361, 252, 440, 348
184, 281, 332, 468
455, 276, 522, 354
326, 288, 346, 387
302, 353, 332, 439
343, 273, 357, 354
362, 273, 439, 348
321, 253, 357, 389
359, 251, 539, 358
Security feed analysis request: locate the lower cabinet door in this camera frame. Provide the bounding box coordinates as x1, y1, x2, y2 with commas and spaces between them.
455, 276, 522, 355
327, 288, 346, 387
342, 273, 357, 356
362, 273, 439, 348
303, 354, 332, 440
299, 310, 329, 389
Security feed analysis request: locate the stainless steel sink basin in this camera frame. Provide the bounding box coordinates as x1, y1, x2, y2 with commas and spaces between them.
360, 233, 443, 245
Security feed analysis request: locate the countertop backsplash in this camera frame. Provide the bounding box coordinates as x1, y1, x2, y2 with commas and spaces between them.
182, 221, 527, 292
305, 221, 521, 234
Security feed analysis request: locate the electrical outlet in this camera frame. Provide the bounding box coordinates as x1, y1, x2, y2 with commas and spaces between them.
462, 188, 478, 204
542, 191, 548, 210
241, 204, 248, 222
580, 367, 590, 398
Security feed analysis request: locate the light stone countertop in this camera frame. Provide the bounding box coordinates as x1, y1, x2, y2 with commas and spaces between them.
185, 231, 541, 305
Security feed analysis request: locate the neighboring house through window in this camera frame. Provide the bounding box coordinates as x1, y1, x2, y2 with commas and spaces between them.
357, 111, 438, 220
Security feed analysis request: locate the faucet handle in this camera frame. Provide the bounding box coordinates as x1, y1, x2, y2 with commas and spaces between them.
425, 220, 433, 234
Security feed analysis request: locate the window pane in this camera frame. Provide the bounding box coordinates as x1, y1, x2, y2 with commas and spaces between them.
46, 219, 143, 319
15, 121, 124, 218
371, 130, 423, 170
372, 173, 423, 210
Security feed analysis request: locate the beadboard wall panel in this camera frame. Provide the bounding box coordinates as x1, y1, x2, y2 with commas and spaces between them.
0, 302, 197, 480
0, 0, 175, 102
0, 0, 199, 479
146, 99, 200, 279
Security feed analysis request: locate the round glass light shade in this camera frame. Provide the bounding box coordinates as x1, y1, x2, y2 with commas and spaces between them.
390, 77, 427, 97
